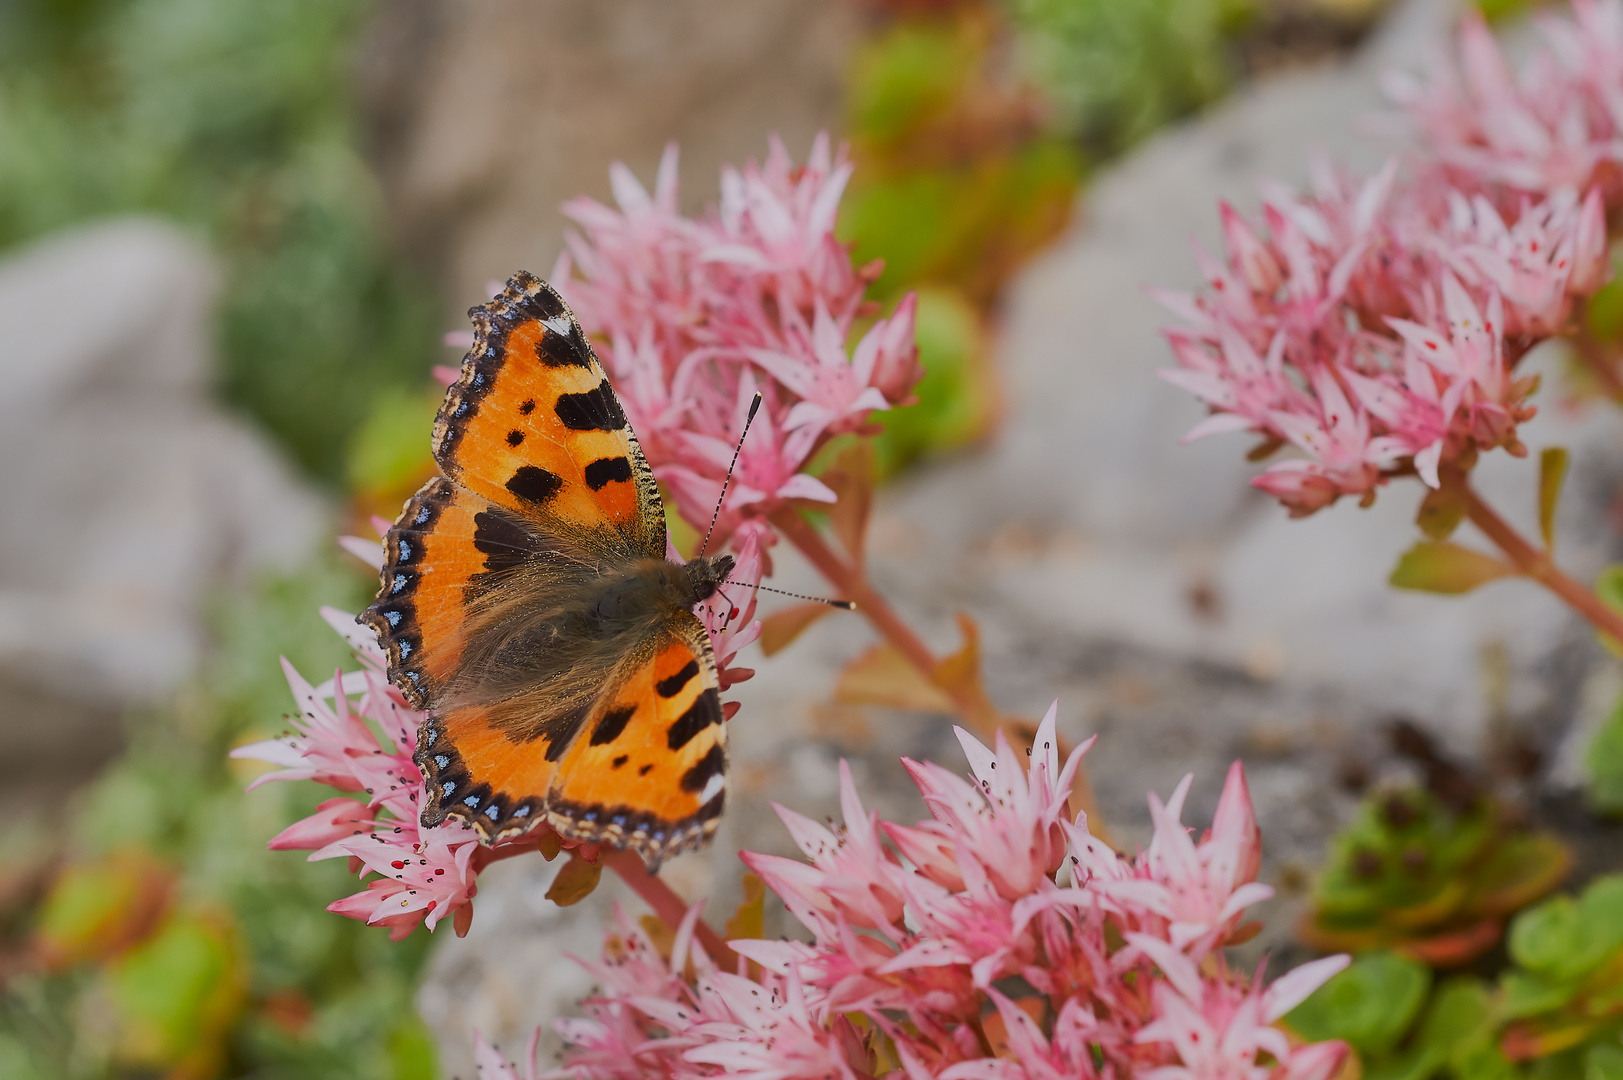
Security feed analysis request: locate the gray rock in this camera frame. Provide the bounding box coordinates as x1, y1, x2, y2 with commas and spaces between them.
0, 218, 329, 709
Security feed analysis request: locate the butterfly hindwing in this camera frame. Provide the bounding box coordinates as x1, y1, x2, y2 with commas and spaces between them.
413, 615, 726, 864
434, 272, 664, 560
546, 614, 727, 864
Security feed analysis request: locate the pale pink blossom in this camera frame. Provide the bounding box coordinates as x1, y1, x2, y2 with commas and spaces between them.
545, 134, 917, 551
556, 708, 1348, 1080
475, 1029, 541, 1080
1385, 5, 1623, 201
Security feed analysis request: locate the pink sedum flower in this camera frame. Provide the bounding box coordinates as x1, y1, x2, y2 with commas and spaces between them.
547, 134, 919, 552
1385, 4, 1623, 203
552, 704, 1348, 1080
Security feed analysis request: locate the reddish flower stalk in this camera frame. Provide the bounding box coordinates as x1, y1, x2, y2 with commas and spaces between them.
600, 850, 739, 972
1460, 479, 1623, 641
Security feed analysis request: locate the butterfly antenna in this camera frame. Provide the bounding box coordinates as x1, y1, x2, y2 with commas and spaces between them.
697, 392, 762, 559
719, 578, 856, 611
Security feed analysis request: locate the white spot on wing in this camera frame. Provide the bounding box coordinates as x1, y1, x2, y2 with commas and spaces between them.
699, 773, 724, 804
542, 316, 573, 337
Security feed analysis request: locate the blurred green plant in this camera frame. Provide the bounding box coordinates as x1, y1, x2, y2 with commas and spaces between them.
0, 552, 437, 1080
1288, 876, 1623, 1079
0, 0, 437, 482
840, 5, 1082, 472
1300, 784, 1570, 966
1009, 0, 1251, 161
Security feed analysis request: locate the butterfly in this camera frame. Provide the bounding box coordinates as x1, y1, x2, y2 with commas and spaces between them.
360, 272, 736, 869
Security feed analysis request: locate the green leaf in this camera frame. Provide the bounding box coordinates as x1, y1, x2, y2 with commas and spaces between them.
1540, 447, 1570, 550
1587, 1041, 1623, 1080
1417, 482, 1469, 541
1285, 951, 1431, 1057
1510, 895, 1612, 982
1501, 970, 1580, 1019
1390, 541, 1515, 595
1587, 702, 1623, 815
1588, 275, 1623, 342
1417, 977, 1494, 1053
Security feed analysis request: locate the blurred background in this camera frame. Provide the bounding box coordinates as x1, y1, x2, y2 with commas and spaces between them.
8, 0, 1606, 1077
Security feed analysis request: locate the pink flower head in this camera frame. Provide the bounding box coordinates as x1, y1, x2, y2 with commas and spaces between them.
1084, 764, 1273, 954
1386, 7, 1623, 200
558, 709, 1348, 1080
545, 134, 918, 552
1159, 149, 1547, 513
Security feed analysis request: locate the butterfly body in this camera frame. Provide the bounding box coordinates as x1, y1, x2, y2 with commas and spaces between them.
361, 273, 733, 867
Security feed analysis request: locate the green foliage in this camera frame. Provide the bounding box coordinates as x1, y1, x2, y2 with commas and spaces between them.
1291, 876, 1623, 1079
1303, 787, 1570, 964
1287, 951, 1433, 1058
872, 287, 988, 476
1587, 693, 1623, 816
0, 0, 438, 481
1010, 0, 1250, 160
0, 553, 437, 1079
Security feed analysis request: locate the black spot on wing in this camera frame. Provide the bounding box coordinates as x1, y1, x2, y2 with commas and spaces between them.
590, 704, 637, 746
667, 688, 721, 750
506, 429, 525, 447
555, 379, 627, 431
519, 399, 536, 415
612, 754, 628, 768
680, 742, 725, 793
506, 465, 563, 505
584, 455, 633, 491
656, 660, 699, 698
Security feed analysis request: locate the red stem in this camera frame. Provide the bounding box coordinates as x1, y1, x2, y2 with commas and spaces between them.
1461, 481, 1623, 642
602, 849, 739, 972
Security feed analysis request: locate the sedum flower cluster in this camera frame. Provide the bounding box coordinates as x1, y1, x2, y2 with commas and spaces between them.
514, 707, 1351, 1080
1157, 1, 1617, 517
231, 533, 764, 940
549, 134, 923, 554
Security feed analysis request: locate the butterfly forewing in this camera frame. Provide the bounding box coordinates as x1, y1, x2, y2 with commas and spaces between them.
434, 272, 665, 559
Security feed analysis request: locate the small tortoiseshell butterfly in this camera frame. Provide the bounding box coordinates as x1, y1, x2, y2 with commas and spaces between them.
361, 272, 734, 868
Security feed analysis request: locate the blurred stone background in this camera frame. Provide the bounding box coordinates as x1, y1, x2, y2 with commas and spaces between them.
5, 0, 1623, 1077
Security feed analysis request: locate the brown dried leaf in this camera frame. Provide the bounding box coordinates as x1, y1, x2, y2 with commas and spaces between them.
836, 644, 954, 712
724, 873, 765, 942
759, 602, 833, 656
933, 612, 998, 725
544, 854, 603, 907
